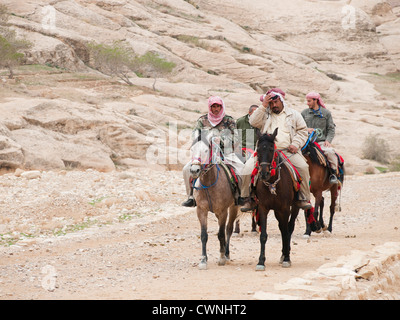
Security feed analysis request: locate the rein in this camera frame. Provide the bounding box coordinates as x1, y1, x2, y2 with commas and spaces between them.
191, 135, 224, 190
263, 166, 281, 195
257, 150, 281, 195
192, 164, 220, 190
256, 148, 296, 196
191, 136, 223, 212
192, 164, 220, 213
302, 129, 317, 151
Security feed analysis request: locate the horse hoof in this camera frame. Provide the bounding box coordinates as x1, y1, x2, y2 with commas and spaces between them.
302, 234, 310, 239
323, 230, 332, 237
198, 262, 207, 270
232, 232, 240, 238
255, 265, 265, 271
218, 257, 227, 266
282, 261, 291, 268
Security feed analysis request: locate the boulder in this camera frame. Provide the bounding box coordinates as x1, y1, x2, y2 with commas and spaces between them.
11, 128, 115, 172
0, 135, 24, 169
0, 123, 24, 169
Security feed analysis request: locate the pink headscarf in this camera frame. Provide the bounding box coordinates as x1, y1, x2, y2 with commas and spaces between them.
207, 96, 225, 127
260, 88, 286, 102
306, 91, 326, 108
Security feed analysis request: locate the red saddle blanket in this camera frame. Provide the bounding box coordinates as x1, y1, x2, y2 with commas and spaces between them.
251, 151, 301, 192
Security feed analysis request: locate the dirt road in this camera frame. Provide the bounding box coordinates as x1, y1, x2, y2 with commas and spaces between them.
0, 170, 399, 300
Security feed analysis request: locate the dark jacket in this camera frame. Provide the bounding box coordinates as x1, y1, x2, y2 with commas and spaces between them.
236, 114, 258, 151
301, 107, 336, 143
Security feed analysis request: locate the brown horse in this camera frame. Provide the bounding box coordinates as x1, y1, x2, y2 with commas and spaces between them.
253, 129, 302, 270
302, 140, 344, 237
190, 130, 239, 270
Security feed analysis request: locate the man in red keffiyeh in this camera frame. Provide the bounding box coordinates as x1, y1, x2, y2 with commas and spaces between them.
302, 91, 339, 184
181, 96, 244, 207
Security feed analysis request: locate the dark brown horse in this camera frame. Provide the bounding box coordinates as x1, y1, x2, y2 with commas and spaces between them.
302, 139, 344, 237
253, 129, 301, 270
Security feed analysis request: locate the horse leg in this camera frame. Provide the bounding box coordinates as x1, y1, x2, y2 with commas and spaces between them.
319, 195, 327, 231
256, 208, 268, 271
327, 188, 338, 233
282, 206, 300, 267
313, 192, 323, 233
289, 206, 300, 236
276, 210, 292, 268
233, 219, 240, 235
225, 206, 238, 260
251, 210, 257, 233
217, 212, 228, 266
197, 208, 208, 270
304, 192, 322, 237
304, 210, 312, 237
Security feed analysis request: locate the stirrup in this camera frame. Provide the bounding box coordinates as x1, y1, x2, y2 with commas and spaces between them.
329, 174, 338, 184
296, 200, 312, 210
181, 197, 196, 207
240, 198, 256, 212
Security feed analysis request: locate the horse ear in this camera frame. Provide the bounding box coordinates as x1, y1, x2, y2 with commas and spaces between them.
272, 127, 278, 139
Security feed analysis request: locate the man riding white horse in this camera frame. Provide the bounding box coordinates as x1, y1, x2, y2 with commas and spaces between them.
181, 96, 244, 207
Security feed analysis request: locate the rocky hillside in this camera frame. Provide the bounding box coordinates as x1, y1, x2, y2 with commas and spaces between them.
1, 0, 400, 174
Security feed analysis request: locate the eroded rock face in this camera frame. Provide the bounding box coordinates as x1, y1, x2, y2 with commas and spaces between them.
1, 0, 399, 173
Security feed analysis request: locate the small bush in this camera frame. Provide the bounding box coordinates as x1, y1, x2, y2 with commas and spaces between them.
389, 156, 400, 172
0, 5, 32, 78
87, 41, 138, 85
362, 134, 390, 164
136, 51, 176, 90
87, 41, 175, 89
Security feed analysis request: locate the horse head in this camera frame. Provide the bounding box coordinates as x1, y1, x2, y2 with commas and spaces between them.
257, 128, 278, 182
190, 129, 221, 178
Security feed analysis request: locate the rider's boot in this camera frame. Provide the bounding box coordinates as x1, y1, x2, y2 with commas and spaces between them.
329, 168, 339, 185
240, 197, 257, 212
181, 188, 196, 207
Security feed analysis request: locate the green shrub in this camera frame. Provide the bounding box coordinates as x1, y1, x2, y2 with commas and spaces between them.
362, 134, 390, 164
136, 51, 176, 90
87, 41, 138, 85
0, 5, 32, 78
389, 156, 400, 172
87, 41, 175, 89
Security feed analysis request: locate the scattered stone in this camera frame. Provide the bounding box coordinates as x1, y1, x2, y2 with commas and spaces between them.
20, 170, 41, 180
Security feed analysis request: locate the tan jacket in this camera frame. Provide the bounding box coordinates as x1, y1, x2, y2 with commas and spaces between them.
249, 104, 308, 150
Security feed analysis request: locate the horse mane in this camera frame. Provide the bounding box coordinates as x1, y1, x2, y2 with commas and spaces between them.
258, 133, 275, 145
304, 143, 327, 166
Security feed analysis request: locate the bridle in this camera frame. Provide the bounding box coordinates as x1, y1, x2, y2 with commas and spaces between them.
257, 142, 281, 195
191, 135, 222, 188
190, 135, 222, 212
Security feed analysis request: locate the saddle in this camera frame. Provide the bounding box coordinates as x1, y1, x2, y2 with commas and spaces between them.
219, 162, 241, 204
251, 151, 301, 193
303, 142, 345, 184
278, 151, 302, 192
